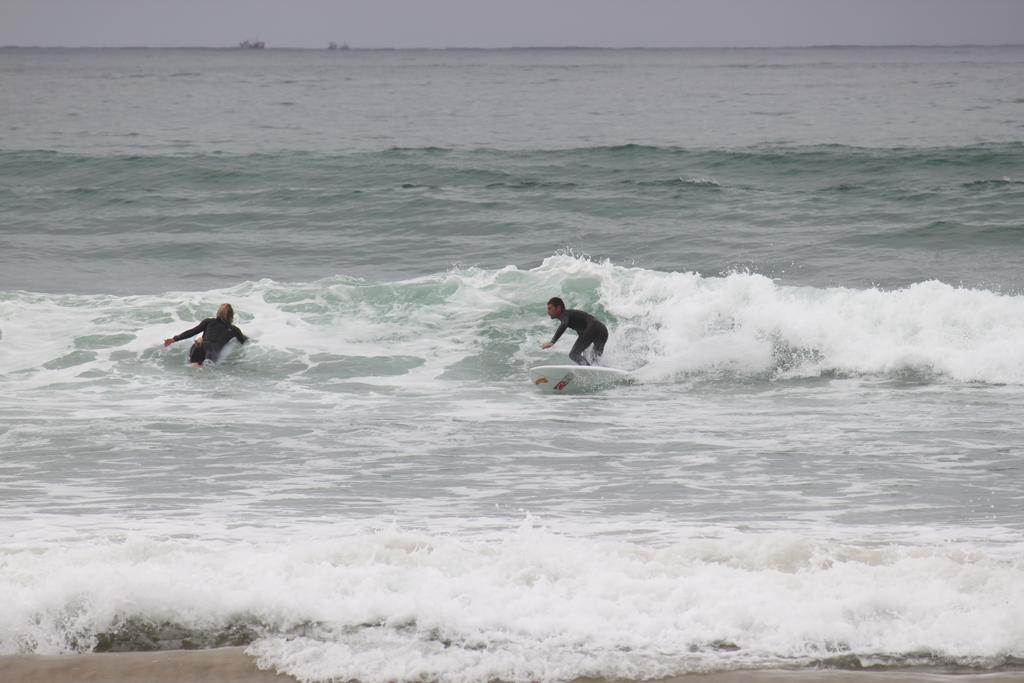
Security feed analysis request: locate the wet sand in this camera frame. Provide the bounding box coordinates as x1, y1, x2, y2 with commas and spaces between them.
2, 648, 1024, 683
0, 647, 297, 683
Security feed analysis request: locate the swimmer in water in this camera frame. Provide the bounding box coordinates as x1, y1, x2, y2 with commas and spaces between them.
163, 303, 248, 366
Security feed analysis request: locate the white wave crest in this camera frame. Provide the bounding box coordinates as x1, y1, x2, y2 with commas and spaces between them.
530, 255, 1024, 384
2, 525, 1023, 681
3, 256, 1024, 386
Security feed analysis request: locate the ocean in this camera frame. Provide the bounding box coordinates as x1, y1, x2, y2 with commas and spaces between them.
1, 46, 1024, 682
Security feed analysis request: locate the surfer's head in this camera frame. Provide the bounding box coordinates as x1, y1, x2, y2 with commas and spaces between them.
547, 297, 565, 318
216, 303, 235, 325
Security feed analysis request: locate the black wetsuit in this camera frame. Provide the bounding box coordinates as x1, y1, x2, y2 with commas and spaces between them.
173, 318, 247, 364
551, 309, 608, 366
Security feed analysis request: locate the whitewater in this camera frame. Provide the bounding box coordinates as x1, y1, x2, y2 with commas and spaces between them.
4, 256, 1024, 679
2, 46, 1024, 682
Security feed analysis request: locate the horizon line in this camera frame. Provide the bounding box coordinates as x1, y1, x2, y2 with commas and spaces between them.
2, 43, 1023, 51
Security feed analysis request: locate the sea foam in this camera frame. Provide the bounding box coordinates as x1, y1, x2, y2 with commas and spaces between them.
3, 255, 1024, 388
1, 523, 1022, 681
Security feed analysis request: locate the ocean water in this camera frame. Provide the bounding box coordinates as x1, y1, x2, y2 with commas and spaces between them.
2, 46, 1024, 682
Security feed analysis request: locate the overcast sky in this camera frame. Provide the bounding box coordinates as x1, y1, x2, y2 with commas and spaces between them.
2, 0, 1023, 48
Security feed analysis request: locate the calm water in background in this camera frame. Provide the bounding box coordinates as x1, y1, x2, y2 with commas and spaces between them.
2, 47, 1024, 681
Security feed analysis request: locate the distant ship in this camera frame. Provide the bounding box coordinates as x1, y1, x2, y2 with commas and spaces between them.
327, 42, 350, 51
238, 40, 266, 49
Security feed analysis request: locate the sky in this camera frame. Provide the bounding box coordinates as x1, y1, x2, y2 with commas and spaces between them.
2, 0, 1023, 48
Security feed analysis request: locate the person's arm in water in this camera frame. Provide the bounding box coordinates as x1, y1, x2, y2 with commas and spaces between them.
163, 319, 209, 347
541, 313, 569, 350
231, 325, 248, 344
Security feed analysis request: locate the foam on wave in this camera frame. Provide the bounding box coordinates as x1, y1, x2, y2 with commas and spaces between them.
2, 524, 1022, 681
3, 255, 1024, 387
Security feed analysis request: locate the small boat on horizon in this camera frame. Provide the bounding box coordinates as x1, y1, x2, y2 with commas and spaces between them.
238, 40, 266, 49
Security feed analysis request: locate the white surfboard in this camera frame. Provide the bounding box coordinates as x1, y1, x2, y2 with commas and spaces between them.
529, 365, 632, 393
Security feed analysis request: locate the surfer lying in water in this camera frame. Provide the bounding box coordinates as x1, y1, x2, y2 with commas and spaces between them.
541, 297, 608, 366
163, 303, 248, 366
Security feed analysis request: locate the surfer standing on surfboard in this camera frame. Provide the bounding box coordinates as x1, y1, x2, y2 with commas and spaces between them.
541, 297, 609, 366
163, 303, 248, 366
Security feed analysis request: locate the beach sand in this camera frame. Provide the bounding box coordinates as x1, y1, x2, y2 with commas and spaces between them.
0, 647, 296, 683
3, 648, 1024, 683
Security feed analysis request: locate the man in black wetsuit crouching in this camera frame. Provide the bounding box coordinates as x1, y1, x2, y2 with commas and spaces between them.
541, 297, 608, 366
163, 303, 248, 366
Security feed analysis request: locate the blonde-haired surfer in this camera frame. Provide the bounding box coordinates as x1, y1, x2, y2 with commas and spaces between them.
163, 303, 248, 365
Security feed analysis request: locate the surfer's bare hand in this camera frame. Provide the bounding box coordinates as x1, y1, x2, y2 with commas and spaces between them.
163, 338, 174, 346
541, 342, 553, 349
